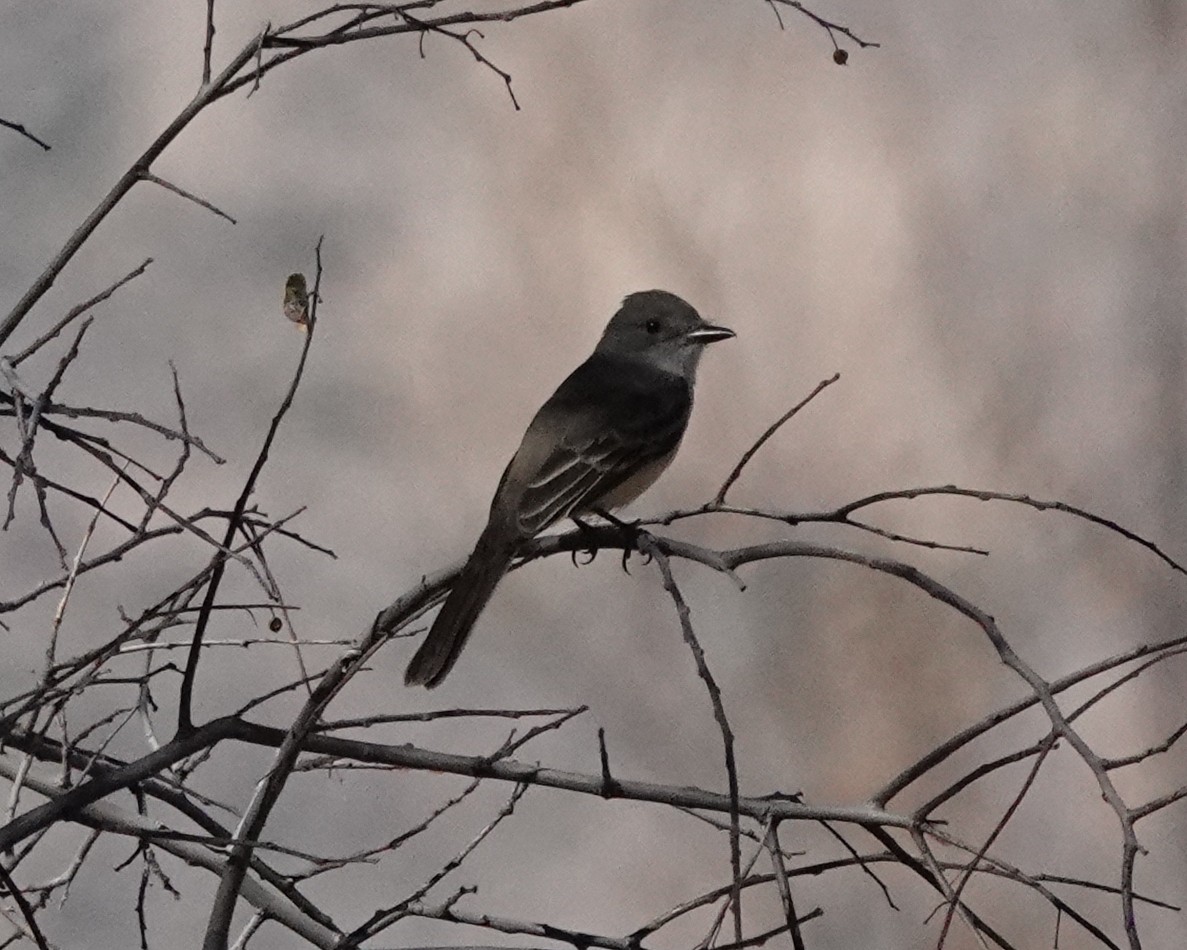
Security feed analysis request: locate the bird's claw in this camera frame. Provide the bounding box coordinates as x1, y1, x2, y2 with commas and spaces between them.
570, 547, 598, 567
591, 508, 652, 575
618, 525, 640, 574
572, 512, 653, 573
571, 517, 601, 567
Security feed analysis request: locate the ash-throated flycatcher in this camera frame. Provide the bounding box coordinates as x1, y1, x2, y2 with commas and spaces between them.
405, 290, 734, 687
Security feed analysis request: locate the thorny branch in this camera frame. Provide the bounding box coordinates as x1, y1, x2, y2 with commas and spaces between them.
640, 535, 745, 944
0, 0, 877, 350
2, 287, 1184, 947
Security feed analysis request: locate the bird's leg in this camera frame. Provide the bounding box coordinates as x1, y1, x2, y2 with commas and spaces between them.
591, 507, 651, 573
570, 516, 601, 566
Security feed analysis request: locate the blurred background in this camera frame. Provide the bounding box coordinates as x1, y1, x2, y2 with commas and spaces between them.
1, 1, 1185, 947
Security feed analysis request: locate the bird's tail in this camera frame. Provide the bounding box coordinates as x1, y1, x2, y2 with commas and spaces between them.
404, 526, 518, 688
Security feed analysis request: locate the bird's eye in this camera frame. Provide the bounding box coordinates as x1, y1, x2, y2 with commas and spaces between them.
645, 319, 661, 334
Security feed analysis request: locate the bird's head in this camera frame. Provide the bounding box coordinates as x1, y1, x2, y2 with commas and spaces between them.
596, 290, 734, 377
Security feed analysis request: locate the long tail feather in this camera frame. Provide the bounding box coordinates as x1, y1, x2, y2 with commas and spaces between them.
404, 527, 517, 688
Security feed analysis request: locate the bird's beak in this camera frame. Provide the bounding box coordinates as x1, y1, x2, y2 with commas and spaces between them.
686, 323, 735, 345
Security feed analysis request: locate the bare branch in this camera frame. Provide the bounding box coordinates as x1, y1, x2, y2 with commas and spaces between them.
767, 0, 881, 55
6, 259, 152, 367
178, 239, 323, 733
202, 0, 217, 85
345, 783, 529, 946
0, 116, 51, 151
0, 861, 50, 950
640, 534, 745, 943
832, 485, 1187, 575
0, 35, 264, 347
763, 821, 808, 950
6, 5, 1181, 949
715, 372, 840, 503
141, 172, 237, 223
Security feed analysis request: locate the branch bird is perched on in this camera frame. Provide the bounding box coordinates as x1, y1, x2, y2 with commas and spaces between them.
405, 290, 735, 687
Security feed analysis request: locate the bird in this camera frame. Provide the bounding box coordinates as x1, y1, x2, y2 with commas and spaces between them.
404, 290, 735, 687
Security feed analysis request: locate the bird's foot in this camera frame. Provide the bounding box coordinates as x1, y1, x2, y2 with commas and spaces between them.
570, 516, 601, 567
591, 508, 652, 573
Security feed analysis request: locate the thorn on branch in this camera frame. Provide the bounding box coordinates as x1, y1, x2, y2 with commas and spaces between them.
247, 22, 271, 98
597, 727, 621, 798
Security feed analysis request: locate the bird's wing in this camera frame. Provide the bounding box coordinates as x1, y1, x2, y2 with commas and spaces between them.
492, 353, 692, 537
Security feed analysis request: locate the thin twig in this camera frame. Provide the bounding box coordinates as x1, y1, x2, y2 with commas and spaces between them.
833, 485, 1187, 576
0, 32, 267, 348
714, 373, 840, 503
141, 172, 237, 224
6, 258, 153, 367
640, 535, 744, 944
767, 0, 881, 51
0, 116, 51, 151
42, 470, 125, 683
763, 821, 807, 950
178, 237, 323, 734
33, 399, 224, 463
202, 0, 217, 85
0, 862, 50, 950
344, 783, 530, 946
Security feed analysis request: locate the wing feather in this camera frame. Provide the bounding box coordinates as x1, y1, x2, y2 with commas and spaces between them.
490, 352, 692, 537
